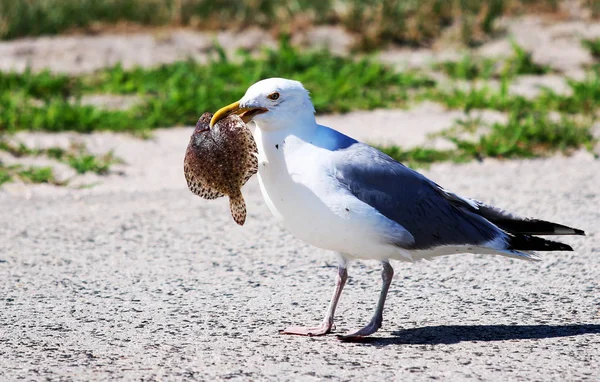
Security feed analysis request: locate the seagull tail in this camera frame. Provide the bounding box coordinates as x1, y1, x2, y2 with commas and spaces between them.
507, 234, 574, 252
229, 191, 247, 226
487, 233, 574, 262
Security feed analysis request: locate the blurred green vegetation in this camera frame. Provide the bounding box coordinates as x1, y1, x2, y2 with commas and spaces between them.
0, 39, 435, 134
14, 165, 58, 184
582, 38, 600, 60
0, 140, 119, 185
433, 42, 551, 80
377, 111, 595, 168
0, 163, 60, 185
402, 58, 599, 166
376, 146, 468, 168
0, 38, 598, 176
0, 0, 582, 48
434, 56, 498, 81
451, 112, 595, 158
424, 69, 600, 116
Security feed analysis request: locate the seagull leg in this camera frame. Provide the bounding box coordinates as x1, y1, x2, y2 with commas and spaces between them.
280, 263, 348, 336
338, 261, 394, 340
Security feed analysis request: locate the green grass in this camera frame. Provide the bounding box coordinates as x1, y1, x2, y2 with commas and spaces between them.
450, 113, 596, 159
0, 38, 598, 175
0, 0, 171, 40
0, 140, 35, 157
379, 111, 596, 168
0, 39, 435, 134
0, 69, 78, 99
426, 64, 600, 118
537, 71, 600, 115
0, 162, 61, 185
63, 144, 118, 175
434, 43, 550, 81
504, 42, 551, 76
375, 146, 470, 168
422, 78, 528, 113
0, 165, 11, 185
3, 39, 596, 136
0, 139, 120, 177
0, 91, 143, 133
434, 55, 497, 80
17, 166, 58, 184
67, 153, 111, 174
412, 59, 598, 166
428, 45, 599, 118
0, 0, 568, 48
582, 38, 600, 60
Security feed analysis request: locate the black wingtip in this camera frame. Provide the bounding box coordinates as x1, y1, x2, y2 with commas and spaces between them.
558, 242, 574, 251
508, 234, 574, 252
494, 218, 586, 236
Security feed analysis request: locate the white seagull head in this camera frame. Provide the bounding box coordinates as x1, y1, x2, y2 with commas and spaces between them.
211, 78, 315, 131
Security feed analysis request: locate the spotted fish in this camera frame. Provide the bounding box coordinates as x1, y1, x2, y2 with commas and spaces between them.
184, 112, 258, 225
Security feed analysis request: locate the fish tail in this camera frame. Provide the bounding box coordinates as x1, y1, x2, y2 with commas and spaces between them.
229, 191, 247, 226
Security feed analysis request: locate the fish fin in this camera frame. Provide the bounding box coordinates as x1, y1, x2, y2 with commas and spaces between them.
197, 185, 225, 200
185, 177, 224, 200
243, 153, 258, 184
242, 128, 259, 184
229, 192, 247, 226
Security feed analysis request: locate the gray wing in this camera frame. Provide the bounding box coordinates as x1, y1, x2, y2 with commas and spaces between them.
332, 143, 502, 250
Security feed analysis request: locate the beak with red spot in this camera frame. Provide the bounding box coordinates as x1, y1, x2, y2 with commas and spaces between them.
210, 101, 268, 128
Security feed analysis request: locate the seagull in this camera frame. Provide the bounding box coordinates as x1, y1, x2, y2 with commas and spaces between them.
210, 77, 585, 340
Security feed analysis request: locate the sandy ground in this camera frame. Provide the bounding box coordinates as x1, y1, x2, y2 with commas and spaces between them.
1, 121, 599, 381
1, 15, 600, 381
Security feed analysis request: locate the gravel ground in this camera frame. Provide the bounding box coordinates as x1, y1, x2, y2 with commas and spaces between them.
1, 129, 599, 380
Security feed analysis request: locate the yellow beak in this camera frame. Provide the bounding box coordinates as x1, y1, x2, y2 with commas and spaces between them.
210, 101, 268, 127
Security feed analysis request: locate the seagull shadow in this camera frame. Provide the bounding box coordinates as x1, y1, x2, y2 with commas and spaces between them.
348, 324, 600, 346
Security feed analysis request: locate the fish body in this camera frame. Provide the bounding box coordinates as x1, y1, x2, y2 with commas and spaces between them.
184, 112, 258, 225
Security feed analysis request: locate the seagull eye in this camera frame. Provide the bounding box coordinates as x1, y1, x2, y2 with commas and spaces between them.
267, 92, 280, 100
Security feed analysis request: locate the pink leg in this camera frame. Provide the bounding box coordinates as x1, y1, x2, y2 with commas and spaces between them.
280, 264, 348, 336
338, 261, 394, 340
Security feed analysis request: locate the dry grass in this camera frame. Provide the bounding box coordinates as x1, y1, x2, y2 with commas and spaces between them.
0, 0, 581, 48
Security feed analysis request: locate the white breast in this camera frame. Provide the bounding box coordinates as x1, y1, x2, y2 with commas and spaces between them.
254, 126, 413, 261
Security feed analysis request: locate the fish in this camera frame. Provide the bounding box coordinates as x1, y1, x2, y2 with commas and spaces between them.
184, 112, 258, 225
